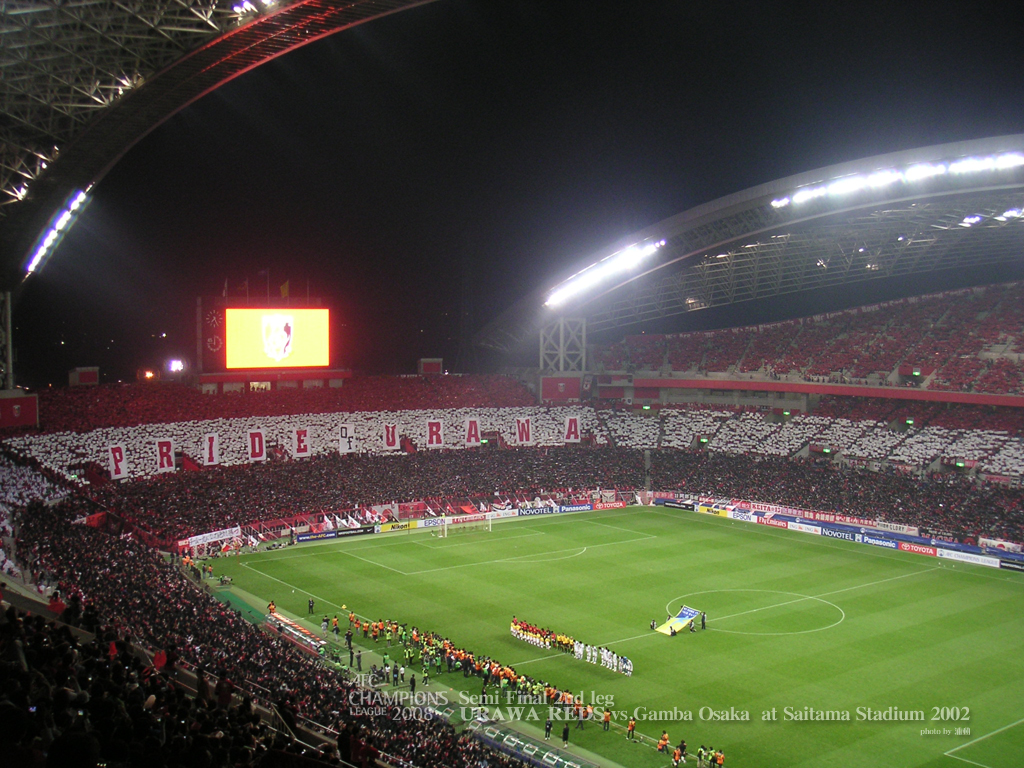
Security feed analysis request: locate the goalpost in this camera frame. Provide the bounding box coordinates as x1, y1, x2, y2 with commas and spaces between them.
439, 514, 492, 538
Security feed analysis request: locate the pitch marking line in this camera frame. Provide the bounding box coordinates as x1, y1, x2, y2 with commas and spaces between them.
649, 507, 1024, 585
943, 714, 1024, 768
247, 526, 547, 563
663, 590, 847, 636
945, 756, 994, 768
715, 565, 941, 621
240, 561, 348, 616
514, 566, 938, 663
341, 548, 410, 575
581, 518, 656, 536
241, 508, 651, 565
413, 530, 546, 550
404, 535, 657, 575
243, 509, 644, 564
659, 566, 940, 636
247, 528, 654, 576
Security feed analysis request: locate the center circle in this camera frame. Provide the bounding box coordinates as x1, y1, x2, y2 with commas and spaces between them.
664, 588, 845, 636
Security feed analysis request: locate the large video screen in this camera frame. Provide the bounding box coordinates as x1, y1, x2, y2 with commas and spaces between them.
225, 308, 330, 369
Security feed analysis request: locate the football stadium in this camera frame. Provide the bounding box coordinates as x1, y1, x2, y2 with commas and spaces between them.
2, 4, 1024, 768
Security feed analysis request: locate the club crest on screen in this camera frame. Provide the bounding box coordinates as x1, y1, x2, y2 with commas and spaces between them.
262, 314, 294, 362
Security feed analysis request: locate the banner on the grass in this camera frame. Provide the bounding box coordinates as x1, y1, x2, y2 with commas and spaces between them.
898, 542, 937, 557
727, 509, 753, 522
296, 526, 374, 542
757, 517, 789, 529
452, 513, 488, 524
297, 530, 338, 542
560, 503, 593, 513
857, 533, 899, 549
517, 507, 558, 516
999, 559, 1024, 572
789, 521, 821, 535
593, 501, 627, 510
661, 500, 695, 511
821, 528, 857, 542
742, 501, 916, 535
377, 521, 417, 533
187, 525, 242, 548
657, 605, 700, 635
937, 549, 1000, 568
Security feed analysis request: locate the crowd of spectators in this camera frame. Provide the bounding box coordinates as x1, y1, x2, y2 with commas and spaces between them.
4, 422, 1024, 765
5, 405, 605, 484
88, 446, 644, 543
1, 453, 69, 578
9, 390, 1024, 541
591, 281, 1024, 392
813, 397, 1024, 435
650, 451, 1024, 542
8, 498, 537, 768
17, 375, 535, 436
0, 594, 299, 767
21, 429, 1017, 546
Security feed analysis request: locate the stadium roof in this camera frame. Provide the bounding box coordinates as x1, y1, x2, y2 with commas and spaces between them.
474, 134, 1024, 356
0, 0, 434, 285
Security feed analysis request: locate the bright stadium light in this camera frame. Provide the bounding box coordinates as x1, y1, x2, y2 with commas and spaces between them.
545, 239, 665, 307
867, 169, 901, 188
904, 163, 946, 181
25, 187, 91, 275
770, 151, 1024, 208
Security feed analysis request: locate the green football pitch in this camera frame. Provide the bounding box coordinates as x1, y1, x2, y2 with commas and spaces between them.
214, 507, 1024, 768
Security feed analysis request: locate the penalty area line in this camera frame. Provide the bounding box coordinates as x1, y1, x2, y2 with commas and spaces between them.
944, 714, 1024, 763
707, 565, 941, 626
240, 561, 349, 616
944, 756, 995, 768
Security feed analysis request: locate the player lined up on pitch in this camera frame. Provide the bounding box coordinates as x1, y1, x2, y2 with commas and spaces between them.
334, 609, 726, 760
342, 612, 607, 717
510, 617, 633, 675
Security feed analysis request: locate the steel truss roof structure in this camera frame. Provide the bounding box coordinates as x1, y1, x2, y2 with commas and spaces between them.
0, 0, 433, 284
475, 135, 1024, 355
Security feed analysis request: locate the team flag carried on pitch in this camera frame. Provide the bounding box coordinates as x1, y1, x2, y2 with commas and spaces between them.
657, 605, 701, 635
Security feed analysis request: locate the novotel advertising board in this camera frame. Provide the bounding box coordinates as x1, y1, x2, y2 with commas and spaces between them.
225, 308, 330, 369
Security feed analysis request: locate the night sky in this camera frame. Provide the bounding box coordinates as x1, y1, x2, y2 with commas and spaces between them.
12, 0, 1024, 386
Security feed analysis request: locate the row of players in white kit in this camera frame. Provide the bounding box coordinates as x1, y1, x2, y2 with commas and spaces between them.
573, 639, 633, 676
